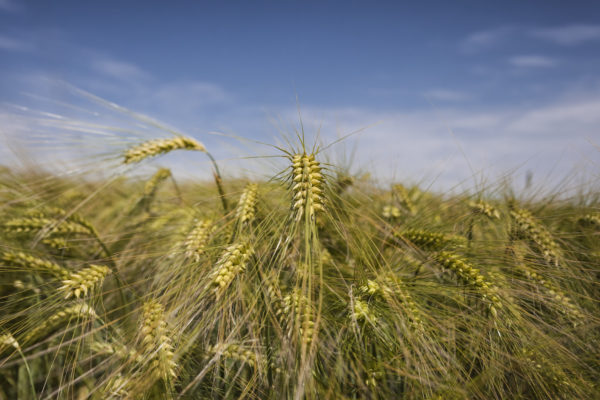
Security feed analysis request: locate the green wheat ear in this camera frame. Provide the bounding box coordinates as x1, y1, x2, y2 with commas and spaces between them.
510, 207, 561, 266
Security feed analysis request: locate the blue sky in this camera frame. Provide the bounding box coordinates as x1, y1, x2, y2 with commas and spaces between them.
1, 0, 599, 191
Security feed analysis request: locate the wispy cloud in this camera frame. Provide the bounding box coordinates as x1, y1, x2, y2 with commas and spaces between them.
460, 27, 513, 52
532, 24, 600, 45
91, 57, 150, 81
423, 89, 470, 102
0, 0, 21, 13
508, 55, 557, 68
0, 35, 33, 52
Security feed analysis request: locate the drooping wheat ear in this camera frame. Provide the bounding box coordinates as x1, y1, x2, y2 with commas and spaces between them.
3, 217, 90, 235
520, 266, 583, 322
102, 375, 130, 399
59, 264, 111, 299
291, 153, 325, 221
208, 343, 257, 368
279, 289, 315, 345
432, 252, 502, 317
396, 229, 465, 251
211, 241, 253, 292
359, 277, 424, 332
123, 136, 206, 164
263, 275, 285, 317
350, 297, 378, 323
519, 348, 572, 390
510, 207, 560, 266
1, 251, 70, 279
140, 300, 177, 381
25, 303, 97, 344
0, 333, 20, 352
235, 183, 258, 224
577, 213, 600, 227
184, 219, 214, 262
143, 168, 171, 197
42, 237, 69, 251
468, 200, 500, 220
392, 184, 416, 214
382, 205, 401, 219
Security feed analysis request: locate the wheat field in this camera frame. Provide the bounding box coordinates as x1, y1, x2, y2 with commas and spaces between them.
0, 128, 599, 399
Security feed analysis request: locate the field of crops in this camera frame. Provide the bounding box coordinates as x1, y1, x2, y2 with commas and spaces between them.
0, 134, 599, 399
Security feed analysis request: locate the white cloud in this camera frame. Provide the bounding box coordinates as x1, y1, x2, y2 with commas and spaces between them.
461, 27, 513, 52
276, 95, 600, 191
423, 89, 470, 102
0, 35, 32, 52
508, 55, 557, 68
91, 58, 150, 81
532, 24, 600, 45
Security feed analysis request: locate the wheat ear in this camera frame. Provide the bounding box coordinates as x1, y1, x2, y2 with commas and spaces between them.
25, 303, 97, 344
0, 333, 20, 352
433, 252, 502, 317
382, 205, 401, 219
184, 219, 214, 262
291, 153, 325, 221
59, 264, 111, 299
140, 300, 177, 381
1, 251, 70, 279
123, 136, 206, 164
4, 217, 90, 235
520, 266, 583, 322
360, 277, 424, 332
235, 183, 258, 224
396, 229, 465, 251
577, 213, 600, 227
208, 343, 257, 368
510, 207, 560, 266
279, 289, 315, 346
143, 168, 171, 197
211, 241, 253, 293
469, 200, 500, 219
392, 184, 416, 214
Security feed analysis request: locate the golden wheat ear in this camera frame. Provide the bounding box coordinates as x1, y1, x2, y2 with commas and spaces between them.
123, 136, 206, 164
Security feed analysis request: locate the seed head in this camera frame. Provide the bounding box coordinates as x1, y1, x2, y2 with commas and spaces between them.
291, 153, 325, 221
235, 183, 258, 224
59, 264, 111, 299
124, 136, 206, 164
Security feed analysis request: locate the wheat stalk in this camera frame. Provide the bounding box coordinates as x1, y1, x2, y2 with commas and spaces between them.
123, 136, 206, 164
